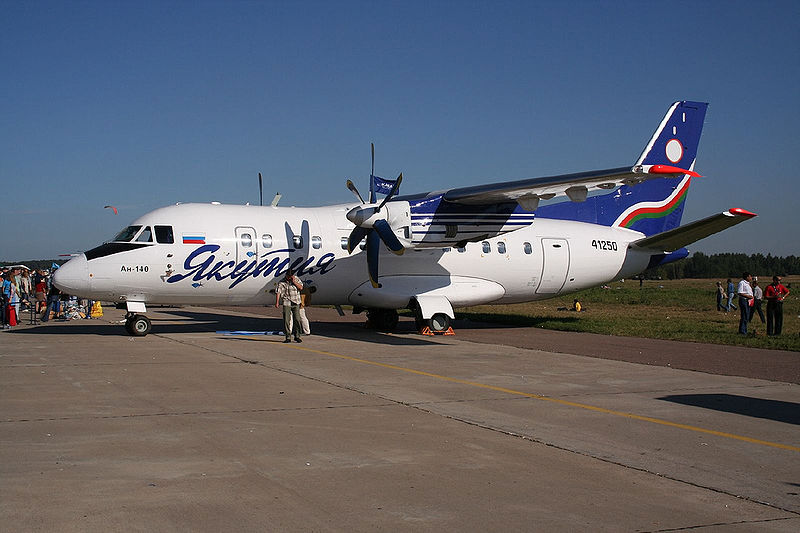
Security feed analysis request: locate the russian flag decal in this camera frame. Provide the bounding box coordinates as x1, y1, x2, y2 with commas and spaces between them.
182, 234, 206, 244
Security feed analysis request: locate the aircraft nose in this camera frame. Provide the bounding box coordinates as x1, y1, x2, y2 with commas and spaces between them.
53, 254, 90, 296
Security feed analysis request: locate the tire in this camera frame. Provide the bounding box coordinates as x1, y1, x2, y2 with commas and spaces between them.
367, 308, 399, 332
414, 314, 426, 332
428, 313, 451, 332
128, 314, 151, 336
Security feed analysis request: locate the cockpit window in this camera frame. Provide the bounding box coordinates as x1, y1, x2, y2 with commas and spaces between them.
136, 226, 153, 243
155, 225, 174, 244
112, 225, 142, 242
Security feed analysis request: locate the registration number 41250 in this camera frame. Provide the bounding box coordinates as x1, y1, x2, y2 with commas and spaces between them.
591, 240, 618, 251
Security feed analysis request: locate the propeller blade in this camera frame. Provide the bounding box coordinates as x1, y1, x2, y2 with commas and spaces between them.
377, 173, 403, 211
367, 230, 381, 288
347, 225, 370, 254
346, 179, 365, 204
258, 172, 263, 206
373, 218, 404, 255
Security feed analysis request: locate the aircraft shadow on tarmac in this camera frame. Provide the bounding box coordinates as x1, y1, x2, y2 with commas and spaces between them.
658, 394, 800, 426
451, 312, 581, 330
10, 309, 442, 346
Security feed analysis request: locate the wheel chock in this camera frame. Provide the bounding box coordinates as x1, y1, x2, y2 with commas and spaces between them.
419, 327, 455, 336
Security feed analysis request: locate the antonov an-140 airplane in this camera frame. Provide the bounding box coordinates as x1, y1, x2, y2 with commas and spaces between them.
54, 101, 755, 336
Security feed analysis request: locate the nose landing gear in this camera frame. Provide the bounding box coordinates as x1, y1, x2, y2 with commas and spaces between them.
125, 313, 152, 336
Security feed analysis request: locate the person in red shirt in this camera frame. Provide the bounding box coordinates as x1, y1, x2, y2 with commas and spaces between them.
34, 270, 47, 314
764, 275, 790, 336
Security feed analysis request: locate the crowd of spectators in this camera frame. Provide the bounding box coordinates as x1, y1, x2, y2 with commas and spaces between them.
1, 265, 95, 328
718, 273, 791, 336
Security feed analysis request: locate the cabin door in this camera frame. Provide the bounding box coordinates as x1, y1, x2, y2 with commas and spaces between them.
536, 238, 569, 294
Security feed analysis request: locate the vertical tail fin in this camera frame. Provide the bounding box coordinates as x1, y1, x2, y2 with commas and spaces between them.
635, 100, 707, 168
611, 101, 708, 236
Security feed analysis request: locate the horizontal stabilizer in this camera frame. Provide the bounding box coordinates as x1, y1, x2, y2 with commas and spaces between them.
630, 208, 756, 252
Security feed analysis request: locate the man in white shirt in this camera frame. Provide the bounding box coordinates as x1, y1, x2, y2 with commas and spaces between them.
737, 272, 754, 335
275, 269, 303, 343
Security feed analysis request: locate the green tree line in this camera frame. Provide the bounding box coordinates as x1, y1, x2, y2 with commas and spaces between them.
647, 252, 800, 280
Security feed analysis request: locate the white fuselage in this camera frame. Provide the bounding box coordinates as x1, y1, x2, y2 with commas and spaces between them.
55, 202, 653, 310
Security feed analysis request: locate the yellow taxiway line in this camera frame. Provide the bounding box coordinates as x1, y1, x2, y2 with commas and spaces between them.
289, 344, 800, 453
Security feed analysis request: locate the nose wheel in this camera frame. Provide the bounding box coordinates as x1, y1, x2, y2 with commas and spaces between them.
125, 314, 152, 336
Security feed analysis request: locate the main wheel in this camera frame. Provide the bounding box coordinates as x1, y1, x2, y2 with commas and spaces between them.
414, 313, 426, 332
428, 313, 451, 333
126, 314, 152, 336
367, 308, 399, 332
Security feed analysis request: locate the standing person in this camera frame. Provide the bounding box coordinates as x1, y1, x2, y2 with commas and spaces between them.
19, 269, 31, 311
726, 278, 737, 312
716, 281, 726, 311
275, 269, 303, 343
749, 280, 765, 324
2, 272, 18, 327
34, 271, 47, 313
0, 273, 8, 328
10, 268, 21, 317
298, 284, 313, 336
736, 272, 753, 335
765, 275, 790, 336
41, 284, 61, 322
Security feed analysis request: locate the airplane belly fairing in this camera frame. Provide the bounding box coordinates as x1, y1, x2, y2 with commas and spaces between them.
348, 276, 505, 309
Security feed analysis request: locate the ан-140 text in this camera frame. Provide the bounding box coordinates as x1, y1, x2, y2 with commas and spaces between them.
120, 265, 149, 272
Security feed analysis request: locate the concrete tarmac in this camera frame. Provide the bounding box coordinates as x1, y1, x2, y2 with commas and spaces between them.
1, 306, 799, 532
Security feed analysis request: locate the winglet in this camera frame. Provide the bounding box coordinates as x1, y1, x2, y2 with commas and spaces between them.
646, 164, 702, 178
728, 207, 757, 218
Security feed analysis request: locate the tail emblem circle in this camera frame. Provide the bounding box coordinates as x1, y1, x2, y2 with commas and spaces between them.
665, 138, 683, 163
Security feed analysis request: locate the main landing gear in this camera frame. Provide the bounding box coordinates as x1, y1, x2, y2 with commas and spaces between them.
125, 313, 152, 336
362, 305, 453, 334
415, 310, 452, 333
411, 295, 454, 334
365, 308, 399, 332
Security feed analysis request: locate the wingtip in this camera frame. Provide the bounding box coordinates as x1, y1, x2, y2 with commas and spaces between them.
728, 208, 757, 218
647, 164, 702, 178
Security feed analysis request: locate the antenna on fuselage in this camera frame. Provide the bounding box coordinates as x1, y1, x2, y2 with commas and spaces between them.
259, 171, 281, 206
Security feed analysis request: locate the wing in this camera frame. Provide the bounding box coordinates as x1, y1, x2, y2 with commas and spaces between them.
441, 164, 698, 210
630, 208, 757, 252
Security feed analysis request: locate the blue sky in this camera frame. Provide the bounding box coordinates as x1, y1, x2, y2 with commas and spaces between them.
1, 1, 798, 260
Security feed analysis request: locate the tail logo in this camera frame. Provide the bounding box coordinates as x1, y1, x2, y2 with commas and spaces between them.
665, 139, 684, 163
614, 176, 691, 229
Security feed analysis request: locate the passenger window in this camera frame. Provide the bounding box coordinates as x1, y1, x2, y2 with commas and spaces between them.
311, 236, 322, 249
482, 241, 490, 254
497, 242, 506, 254
523, 242, 532, 254
241, 233, 253, 247
456, 247, 466, 253
262, 234, 273, 248
292, 235, 303, 249
113, 225, 141, 242
155, 226, 174, 244
340, 237, 348, 250
136, 226, 153, 243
